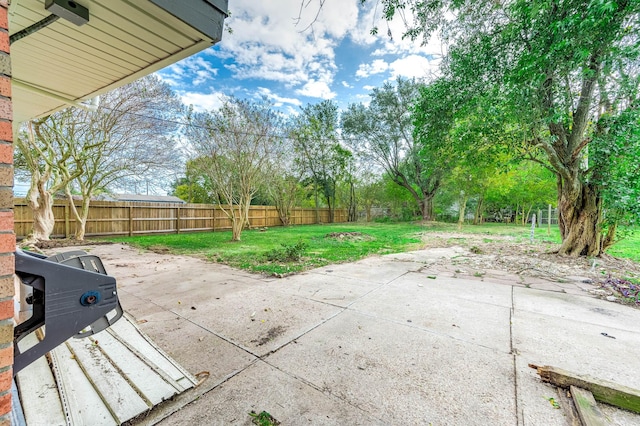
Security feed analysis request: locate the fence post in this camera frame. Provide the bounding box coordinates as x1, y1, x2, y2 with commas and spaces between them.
64, 200, 70, 238
128, 205, 133, 237
176, 206, 181, 234
212, 205, 215, 231
537, 209, 542, 227
530, 213, 536, 243
548, 204, 552, 235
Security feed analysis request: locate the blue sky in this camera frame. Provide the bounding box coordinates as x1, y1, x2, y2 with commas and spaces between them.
157, 0, 444, 115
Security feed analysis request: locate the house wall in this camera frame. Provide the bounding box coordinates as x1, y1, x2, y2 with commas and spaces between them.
0, 2, 12, 423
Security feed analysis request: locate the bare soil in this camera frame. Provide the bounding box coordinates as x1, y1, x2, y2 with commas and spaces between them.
325, 231, 373, 241
419, 232, 640, 305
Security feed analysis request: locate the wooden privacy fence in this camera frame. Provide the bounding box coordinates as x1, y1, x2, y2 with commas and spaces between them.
14, 199, 348, 239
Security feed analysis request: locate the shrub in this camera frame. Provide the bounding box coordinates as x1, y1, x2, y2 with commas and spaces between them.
265, 241, 308, 262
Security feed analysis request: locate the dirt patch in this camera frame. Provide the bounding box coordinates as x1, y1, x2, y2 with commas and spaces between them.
325, 232, 374, 242
34, 239, 114, 249
418, 231, 640, 305
250, 325, 287, 346
147, 245, 172, 255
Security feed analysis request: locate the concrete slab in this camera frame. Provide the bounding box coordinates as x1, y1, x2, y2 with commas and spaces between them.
60, 243, 640, 425
134, 310, 257, 382
514, 287, 640, 333
349, 281, 512, 352
512, 309, 640, 390
171, 288, 342, 357
117, 289, 166, 319
137, 276, 264, 310
268, 271, 382, 307
380, 246, 468, 263
311, 258, 419, 284
514, 356, 569, 426
266, 310, 516, 425
391, 272, 514, 308
157, 360, 383, 426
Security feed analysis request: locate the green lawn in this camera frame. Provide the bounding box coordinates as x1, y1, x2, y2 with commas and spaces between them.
607, 231, 640, 263
105, 222, 637, 275
107, 222, 427, 274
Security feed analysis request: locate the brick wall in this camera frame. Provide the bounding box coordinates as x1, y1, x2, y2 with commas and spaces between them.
0, 1, 12, 424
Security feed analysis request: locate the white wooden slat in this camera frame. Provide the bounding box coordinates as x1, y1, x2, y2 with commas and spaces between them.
108, 316, 197, 390
49, 343, 117, 426
14, 8, 162, 64
94, 331, 178, 405
16, 336, 66, 426
85, 2, 187, 53
65, 339, 150, 422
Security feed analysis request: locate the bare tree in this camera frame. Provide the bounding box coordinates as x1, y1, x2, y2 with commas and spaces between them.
16, 75, 182, 241
187, 98, 283, 241
15, 122, 80, 242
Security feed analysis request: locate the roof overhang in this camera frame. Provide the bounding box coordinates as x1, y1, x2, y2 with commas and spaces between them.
9, 0, 228, 125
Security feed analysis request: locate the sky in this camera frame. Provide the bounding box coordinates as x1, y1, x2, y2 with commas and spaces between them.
157, 0, 444, 115
14, 0, 444, 197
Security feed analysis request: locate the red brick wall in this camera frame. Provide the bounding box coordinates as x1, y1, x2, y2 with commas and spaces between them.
0, 1, 12, 424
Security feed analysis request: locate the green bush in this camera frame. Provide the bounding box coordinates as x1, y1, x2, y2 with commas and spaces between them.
265, 241, 308, 262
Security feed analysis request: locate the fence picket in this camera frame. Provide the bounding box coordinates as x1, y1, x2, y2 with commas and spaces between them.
13, 199, 347, 239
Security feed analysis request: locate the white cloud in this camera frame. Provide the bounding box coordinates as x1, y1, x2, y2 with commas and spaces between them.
216, 0, 359, 97
388, 55, 440, 79
362, 85, 375, 91
295, 80, 336, 99
341, 81, 353, 88
256, 87, 302, 107
180, 92, 229, 112
165, 56, 218, 87
355, 59, 389, 78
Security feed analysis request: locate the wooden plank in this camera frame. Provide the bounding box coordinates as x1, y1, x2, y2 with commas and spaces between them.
570, 386, 609, 426
65, 339, 150, 422
531, 364, 640, 414
108, 315, 197, 390
555, 387, 581, 426
16, 336, 66, 426
93, 332, 178, 405
49, 343, 117, 426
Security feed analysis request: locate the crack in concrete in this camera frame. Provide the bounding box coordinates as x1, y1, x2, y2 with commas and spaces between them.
511, 285, 521, 426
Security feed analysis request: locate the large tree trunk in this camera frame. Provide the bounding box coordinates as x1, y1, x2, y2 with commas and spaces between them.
557, 181, 602, 256
314, 185, 320, 224
348, 181, 356, 222
457, 193, 468, 230
25, 179, 55, 241
66, 187, 89, 240
230, 205, 243, 242
473, 194, 484, 225
419, 196, 435, 221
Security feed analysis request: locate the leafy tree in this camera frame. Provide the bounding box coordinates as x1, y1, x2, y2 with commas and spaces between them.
187, 98, 282, 241
343, 78, 455, 220
370, 0, 640, 256
258, 127, 305, 226
291, 100, 352, 223
170, 159, 217, 204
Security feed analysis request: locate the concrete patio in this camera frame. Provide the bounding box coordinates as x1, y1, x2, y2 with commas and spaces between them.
84, 244, 640, 425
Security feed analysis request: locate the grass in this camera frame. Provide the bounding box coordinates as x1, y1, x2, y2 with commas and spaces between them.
104, 221, 638, 275
106, 222, 427, 275
607, 230, 640, 263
